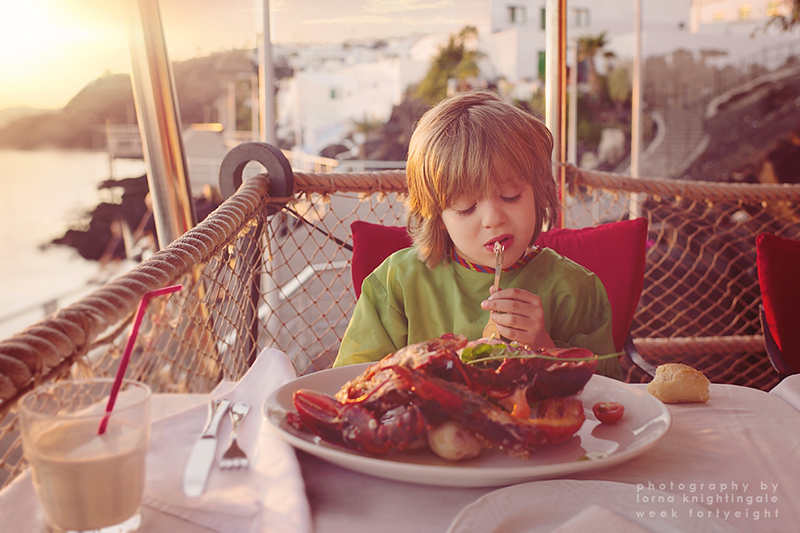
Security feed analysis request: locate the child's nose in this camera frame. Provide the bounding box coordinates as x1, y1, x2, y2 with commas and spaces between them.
481, 199, 507, 228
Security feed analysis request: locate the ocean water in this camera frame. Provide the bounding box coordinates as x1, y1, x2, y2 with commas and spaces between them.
0, 149, 146, 339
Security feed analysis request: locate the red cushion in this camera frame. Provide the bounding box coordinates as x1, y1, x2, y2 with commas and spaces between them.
351, 221, 413, 299
536, 218, 648, 352
349, 218, 648, 352
757, 233, 800, 371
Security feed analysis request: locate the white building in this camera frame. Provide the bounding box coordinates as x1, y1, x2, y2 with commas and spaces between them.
272, 0, 797, 158
690, 0, 790, 33
483, 0, 544, 81
481, 0, 797, 78
275, 37, 433, 156
273, 1, 695, 156
478, 0, 698, 83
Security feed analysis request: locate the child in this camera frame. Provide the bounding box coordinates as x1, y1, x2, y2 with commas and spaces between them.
334, 91, 622, 379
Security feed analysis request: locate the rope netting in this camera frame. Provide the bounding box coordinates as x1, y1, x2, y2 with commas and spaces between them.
562, 167, 800, 387
0, 165, 798, 488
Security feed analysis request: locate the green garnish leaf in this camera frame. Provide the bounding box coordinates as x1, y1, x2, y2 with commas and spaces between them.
459, 342, 621, 365
460, 342, 508, 363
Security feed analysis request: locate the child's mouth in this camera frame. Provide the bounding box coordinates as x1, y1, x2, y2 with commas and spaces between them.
485, 236, 513, 253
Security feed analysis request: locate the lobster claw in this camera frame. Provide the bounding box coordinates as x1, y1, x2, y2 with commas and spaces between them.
290, 389, 427, 455
293, 388, 342, 421
291, 389, 350, 447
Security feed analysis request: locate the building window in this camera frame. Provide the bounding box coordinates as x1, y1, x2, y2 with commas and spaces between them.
508, 5, 527, 25
540, 7, 546, 30
738, 3, 752, 20
330, 88, 337, 99
538, 51, 546, 81
572, 8, 590, 28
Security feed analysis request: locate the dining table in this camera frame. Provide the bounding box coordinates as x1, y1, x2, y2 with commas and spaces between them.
3, 352, 800, 533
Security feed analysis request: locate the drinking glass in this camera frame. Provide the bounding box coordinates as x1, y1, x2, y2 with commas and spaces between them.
19, 378, 151, 533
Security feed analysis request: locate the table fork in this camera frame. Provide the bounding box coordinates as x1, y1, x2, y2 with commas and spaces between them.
220, 401, 250, 469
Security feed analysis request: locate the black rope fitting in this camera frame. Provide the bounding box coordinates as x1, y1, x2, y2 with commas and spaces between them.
218, 142, 294, 215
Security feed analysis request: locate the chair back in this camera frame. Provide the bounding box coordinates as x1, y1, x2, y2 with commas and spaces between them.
756, 233, 800, 376
350, 218, 648, 353
351, 221, 413, 301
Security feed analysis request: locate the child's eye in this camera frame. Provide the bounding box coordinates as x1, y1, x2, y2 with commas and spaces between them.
456, 204, 476, 216
501, 193, 523, 203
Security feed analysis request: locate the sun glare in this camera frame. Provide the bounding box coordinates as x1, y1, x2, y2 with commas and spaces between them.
0, 1, 93, 70
0, 0, 130, 109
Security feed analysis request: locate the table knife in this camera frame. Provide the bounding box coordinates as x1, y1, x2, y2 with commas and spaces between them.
183, 398, 230, 497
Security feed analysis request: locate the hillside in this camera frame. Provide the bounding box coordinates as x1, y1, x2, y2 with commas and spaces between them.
0, 107, 55, 129
0, 49, 257, 150
682, 67, 800, 185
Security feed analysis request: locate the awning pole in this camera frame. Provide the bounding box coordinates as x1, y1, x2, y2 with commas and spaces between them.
257, 0, 281, 349
259, 0, 278, 145
629, 0, 644, 218
545, 0, 568, 227
127, 0, 196, 249
568, 40, 578, 165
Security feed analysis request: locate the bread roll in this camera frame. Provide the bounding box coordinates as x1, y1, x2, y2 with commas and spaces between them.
647, 363, 710, 403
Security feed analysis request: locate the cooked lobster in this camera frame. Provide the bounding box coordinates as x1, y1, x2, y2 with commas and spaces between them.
287, 334, 598, 459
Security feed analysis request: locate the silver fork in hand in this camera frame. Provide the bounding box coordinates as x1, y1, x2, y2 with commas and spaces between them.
220, 402, 250, 469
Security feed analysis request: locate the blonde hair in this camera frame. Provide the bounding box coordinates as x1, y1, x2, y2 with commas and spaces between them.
406, 91, 560, 268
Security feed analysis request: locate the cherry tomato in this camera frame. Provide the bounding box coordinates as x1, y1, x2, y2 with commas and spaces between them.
592, 401, 625, 424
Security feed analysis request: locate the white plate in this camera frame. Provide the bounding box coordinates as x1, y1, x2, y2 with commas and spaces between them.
447, 480, 737, 532
263, 364, 671, 487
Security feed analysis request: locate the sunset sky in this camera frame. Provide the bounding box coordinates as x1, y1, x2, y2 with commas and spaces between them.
0, 0, 487, 111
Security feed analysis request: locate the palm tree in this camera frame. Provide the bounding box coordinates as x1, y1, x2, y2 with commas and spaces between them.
577, 32, 611, 99
415, 26, 484, 105
349, 115, 383, 157
350, 115, 382, 139
763, 0, 800, 32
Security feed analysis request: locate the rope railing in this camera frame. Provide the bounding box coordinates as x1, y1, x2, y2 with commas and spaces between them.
0, 177, 271, 407
293, 170, 407, 195
567, 165, 800, 203
0, 161, 798, 488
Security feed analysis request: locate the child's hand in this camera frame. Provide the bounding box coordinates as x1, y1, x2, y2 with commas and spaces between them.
481, 287, 557, 349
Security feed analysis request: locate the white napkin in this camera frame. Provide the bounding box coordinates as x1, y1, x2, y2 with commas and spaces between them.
143, 347, 311, 533
769, 374, 800, 413
552, 504, 649, 533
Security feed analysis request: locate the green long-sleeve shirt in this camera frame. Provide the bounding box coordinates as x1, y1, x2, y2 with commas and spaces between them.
335, 247, 622, 379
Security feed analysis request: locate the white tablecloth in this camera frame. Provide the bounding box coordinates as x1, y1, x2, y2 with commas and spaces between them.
5, 379, 800, 532
302, 383, 800, 533
0, 348, 309, 533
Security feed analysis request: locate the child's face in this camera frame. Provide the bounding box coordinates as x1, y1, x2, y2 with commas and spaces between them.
441, 180, 537, 268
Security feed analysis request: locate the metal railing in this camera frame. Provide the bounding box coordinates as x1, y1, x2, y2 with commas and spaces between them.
0, 158, 798, 488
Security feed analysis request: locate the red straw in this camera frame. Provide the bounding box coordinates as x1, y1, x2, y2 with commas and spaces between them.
98, 284, 182, 435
